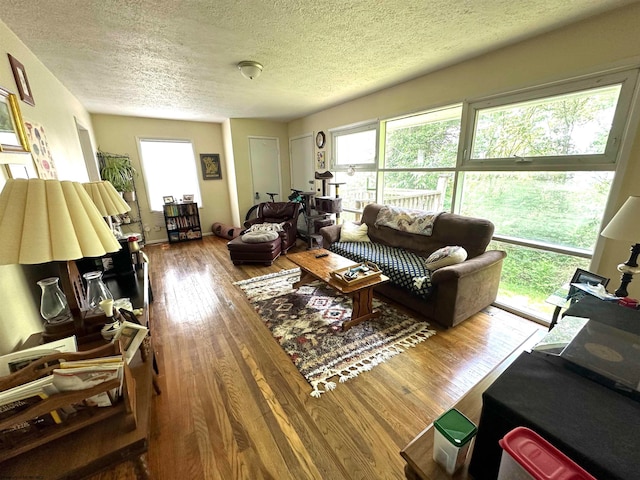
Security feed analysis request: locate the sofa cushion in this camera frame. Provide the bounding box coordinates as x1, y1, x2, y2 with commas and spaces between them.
329, 241, 433, 298
241, 230, 279, 243
339, 222, 371, 242
425, 246, 468, 271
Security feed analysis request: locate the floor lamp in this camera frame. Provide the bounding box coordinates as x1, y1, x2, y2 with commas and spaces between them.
600, 195, 640, 298
0, 178, 122, 340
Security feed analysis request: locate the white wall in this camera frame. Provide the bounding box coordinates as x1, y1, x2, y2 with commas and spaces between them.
0, 18, 97, 353
91, 114, 232, 243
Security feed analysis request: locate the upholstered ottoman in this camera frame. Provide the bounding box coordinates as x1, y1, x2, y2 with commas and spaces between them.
227, 233, 282, 266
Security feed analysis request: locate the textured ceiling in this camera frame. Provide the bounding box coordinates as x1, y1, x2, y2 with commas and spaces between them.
0, 0, 635, 123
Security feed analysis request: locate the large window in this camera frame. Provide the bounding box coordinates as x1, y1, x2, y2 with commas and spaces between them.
462, 70, 637, 167
138, 139, 202, 212
328, 68, 638, 322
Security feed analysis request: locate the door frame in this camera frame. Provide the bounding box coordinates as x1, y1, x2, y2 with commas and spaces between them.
289, 132, 314, 193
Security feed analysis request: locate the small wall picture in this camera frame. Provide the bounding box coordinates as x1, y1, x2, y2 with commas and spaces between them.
317, 151, 326, 169
163, 195, 175, 204
8, 54, 34, 106
182, 194, 194, 203
200, 153, 222, 180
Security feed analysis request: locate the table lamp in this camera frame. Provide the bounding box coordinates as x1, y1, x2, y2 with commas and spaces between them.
83, 180, 131, 237
0, 178, 122, 337
600, 195, 640, 297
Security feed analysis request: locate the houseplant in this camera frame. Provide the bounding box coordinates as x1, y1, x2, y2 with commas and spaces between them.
97, 150, 137, 201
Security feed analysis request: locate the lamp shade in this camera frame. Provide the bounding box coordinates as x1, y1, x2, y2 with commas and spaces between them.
83, 181, 131, 216
0, 179, 121, 265
601, 196, 640, 242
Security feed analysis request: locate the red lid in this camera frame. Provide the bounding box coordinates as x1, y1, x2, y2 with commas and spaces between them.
499, 427, 596, 480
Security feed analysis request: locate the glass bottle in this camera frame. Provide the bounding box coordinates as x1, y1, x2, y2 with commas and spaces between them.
83, 271, 114, 313
37, 277, 72, 324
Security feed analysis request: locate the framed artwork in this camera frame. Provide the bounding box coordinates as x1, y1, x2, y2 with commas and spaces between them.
182, 194, 194, 202
163, 195, 175, 204
571, 268, 609, 288
8, 54, 34, 106
317, 151, 326, 169
0, 86, 29, 154
24, 121, 57, 179
200, 153, 222, 180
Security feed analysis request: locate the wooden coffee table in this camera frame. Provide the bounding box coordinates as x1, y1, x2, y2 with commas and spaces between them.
287, 249, 389, 330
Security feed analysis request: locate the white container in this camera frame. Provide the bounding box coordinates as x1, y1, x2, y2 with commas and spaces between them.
432, 408, 477, 475
497, 427, 596, 480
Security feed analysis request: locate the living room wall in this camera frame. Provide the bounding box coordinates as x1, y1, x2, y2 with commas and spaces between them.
91, 114, 233, 244
228, 118, 290, 224
0, 18, 98, 353
287, 2, 640, 300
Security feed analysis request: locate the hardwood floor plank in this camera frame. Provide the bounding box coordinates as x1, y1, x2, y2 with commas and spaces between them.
86, 235, 542, 480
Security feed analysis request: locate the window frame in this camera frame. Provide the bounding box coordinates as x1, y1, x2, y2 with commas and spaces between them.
330, 121, 379, 174
459, 69, 638, 170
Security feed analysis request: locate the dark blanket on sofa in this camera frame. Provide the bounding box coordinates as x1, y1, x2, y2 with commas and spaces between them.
329, 242, 433, 299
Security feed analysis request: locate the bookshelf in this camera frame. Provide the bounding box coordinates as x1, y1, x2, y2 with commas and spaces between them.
163, 202, 202, 243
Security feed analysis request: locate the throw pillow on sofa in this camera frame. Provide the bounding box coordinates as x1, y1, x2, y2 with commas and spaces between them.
340, 222, 371, 242
241, 230, 279, 243
424, 246, 467, 270
246, 222, 284, 233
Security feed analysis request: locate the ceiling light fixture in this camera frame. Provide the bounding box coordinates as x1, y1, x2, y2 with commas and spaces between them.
237, 61, 263, 80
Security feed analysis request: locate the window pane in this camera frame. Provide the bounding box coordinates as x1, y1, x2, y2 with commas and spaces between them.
139, 140, 202, 211
381, 171, 453, 212
458, 171, 614, 251
491, 240, 591, 320
332, 171, 377, 216
335, 129, 376, 165
471, 84, 621, 159
384, 105, 461, 168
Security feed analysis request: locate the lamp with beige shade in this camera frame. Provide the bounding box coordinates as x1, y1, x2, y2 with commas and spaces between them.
601, 195, 640, 298
0, 178, 122, 339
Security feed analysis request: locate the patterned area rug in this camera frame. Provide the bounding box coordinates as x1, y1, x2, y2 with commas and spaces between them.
234, 268, 435, 397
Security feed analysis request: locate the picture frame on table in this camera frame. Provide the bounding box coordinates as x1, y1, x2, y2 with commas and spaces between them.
571, 268, 609, 288
8, 54, 35, 106
200, 153, 222, 180
163, 195, 175, 204
182, 194, 194, 203
0, 85, 30, 154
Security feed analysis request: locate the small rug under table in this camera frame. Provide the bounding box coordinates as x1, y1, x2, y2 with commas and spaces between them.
234, 268, 435, 397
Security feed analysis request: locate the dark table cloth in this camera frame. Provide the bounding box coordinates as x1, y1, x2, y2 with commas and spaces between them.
468, 351, 640, 480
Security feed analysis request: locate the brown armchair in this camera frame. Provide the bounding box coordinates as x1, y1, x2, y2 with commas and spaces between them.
244, 201, 301, 253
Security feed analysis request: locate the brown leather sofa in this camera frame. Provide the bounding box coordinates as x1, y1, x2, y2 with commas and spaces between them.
227, 202, 301, 266
320, 203, 506, 328
244, 202, 301, 253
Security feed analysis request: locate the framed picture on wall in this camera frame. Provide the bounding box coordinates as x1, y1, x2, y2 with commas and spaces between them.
8, 54, 35, 106
0, 86, 30, 154
200, 153, 222, 180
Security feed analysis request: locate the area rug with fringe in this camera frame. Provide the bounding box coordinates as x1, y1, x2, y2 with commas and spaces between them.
234, 268, 436, 397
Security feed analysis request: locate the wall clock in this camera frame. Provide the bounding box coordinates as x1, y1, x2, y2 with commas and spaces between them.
316, 131, 326, 148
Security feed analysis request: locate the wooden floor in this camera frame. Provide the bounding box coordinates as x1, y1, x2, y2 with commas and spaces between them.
91, 235, 543, 480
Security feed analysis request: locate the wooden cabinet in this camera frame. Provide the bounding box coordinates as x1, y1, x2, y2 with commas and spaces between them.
163, 202, 202, 243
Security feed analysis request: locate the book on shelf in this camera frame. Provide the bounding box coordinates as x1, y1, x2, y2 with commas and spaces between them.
0, 390, 64, 448
113, 321, 148, 364
53, 355, 124, 407
0, 335, 77, 377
